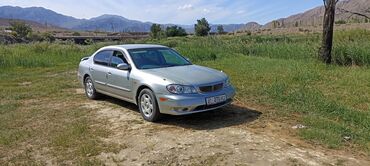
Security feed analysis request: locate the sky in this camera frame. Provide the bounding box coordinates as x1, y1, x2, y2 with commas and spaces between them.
0, 0, 323, 25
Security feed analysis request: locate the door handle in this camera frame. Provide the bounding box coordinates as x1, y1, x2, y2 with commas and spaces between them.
107, 72, 112, 75
89, 67, 94, 71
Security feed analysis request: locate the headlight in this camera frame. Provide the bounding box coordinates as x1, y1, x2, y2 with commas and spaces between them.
166, 84, 198, 94
224, 78, 231, 87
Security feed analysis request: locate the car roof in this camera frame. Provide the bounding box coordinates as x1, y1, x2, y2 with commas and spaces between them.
103, 44, 168, 50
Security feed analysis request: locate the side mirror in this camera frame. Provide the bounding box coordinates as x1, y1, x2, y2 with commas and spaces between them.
117, 63, 131, 70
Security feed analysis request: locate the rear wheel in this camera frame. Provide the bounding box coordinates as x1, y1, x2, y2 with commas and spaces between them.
84, 76, 99, 99
138, 89, 161, 122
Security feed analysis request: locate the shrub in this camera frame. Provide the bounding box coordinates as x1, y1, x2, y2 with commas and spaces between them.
27, 33, 43, 42
9, 21, 32, 40
72, 32, 81, 36
165, 26, 187, 37
335, 20, 347, 25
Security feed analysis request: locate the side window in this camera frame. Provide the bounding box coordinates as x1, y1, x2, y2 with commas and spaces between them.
110, 51, 128, 68
94, 51, 112, 66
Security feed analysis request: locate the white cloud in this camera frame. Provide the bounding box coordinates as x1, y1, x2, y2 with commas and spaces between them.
202, 8, 211, 14
178, 4, 194, 10
237, 10, 245, 14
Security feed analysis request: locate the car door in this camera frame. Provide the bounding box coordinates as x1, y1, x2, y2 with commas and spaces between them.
90, 50, 113, 92
106, 50, 133, 100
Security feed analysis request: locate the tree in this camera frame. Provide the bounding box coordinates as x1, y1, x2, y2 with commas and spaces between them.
217, 25, 225, 34
9, 21, 32, 39
195, 18, 211, 36
319, 1, 370, 64
319, 0, 339, 64
165, 26, 187, 37
150, 24, 162, 39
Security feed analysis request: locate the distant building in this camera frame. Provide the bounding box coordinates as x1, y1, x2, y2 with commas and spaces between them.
4, 30, 12, 33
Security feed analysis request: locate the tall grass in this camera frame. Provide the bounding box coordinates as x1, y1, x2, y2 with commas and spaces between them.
152, 35, 319, 62
155, 29, 370, 66
0, 42, 111, 69
1, 29, 369, 69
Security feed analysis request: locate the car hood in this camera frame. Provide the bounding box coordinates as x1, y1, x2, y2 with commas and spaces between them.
142, 65, 227, 85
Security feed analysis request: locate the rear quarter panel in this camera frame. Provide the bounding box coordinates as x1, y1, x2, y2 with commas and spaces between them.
78, 57, 93, 87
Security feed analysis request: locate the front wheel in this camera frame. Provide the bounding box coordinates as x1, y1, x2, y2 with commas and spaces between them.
138, 89, 161, 122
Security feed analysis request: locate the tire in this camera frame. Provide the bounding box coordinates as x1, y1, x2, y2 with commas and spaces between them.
84, 76, 99, 100
138, 89, 161, 122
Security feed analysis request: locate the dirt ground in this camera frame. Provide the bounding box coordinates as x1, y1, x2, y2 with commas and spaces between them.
77, 89, 369, 166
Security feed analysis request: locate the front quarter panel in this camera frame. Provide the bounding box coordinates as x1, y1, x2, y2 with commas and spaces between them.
131, 70, 172, 103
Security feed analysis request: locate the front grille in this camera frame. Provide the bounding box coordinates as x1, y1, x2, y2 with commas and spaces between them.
199, 83, 223, 93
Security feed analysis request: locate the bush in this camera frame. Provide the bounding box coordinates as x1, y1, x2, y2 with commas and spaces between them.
0, 34, 16, 44
27, 33, 43, 42
165, 26, 187, 37
335, 20, 347, 25
84, 39, 94, 45
42, 32, 55, 42
9, 21, 32, 40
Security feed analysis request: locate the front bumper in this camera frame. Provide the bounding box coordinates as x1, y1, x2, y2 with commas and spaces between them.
156, 86, 236, 115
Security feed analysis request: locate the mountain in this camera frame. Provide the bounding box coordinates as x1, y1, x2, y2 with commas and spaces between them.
0, 6, 84, 28
0, 6, 246, 33
74, 14, 152, 32
263, 0, 370, 29
0, 6, 151, 32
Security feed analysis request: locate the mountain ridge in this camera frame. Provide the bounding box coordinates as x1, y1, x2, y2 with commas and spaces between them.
0, 6, 246, 33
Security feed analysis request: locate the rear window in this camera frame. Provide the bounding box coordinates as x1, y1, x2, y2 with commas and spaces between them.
94, 50, 112, 66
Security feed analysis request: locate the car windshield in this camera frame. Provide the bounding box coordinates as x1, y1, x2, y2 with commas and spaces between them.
128, 48, 192, 69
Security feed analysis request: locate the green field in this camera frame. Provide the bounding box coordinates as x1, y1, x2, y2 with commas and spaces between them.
1, 29, 369, 163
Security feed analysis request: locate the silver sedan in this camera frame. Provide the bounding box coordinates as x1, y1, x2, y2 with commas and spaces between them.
78, 44, 235, 122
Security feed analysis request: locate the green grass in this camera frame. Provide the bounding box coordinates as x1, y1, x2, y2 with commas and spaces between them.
0, 29, 369, 164
0, 67, 118, 165
201, 56, 370, 153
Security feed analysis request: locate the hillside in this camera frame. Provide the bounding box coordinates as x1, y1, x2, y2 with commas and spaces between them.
0, 18, 66, 32
265, 0, 370, 28
238, 0, 370, 31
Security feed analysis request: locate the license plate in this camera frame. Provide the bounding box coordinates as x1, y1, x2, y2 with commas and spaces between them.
206, 95, 227, 105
